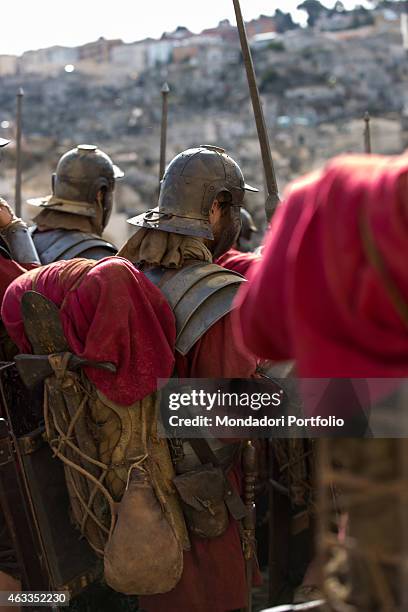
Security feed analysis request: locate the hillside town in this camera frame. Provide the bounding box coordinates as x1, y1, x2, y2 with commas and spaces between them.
0, 1, 407, 246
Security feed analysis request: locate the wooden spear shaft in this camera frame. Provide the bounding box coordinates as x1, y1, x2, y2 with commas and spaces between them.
15, 88, 24, 218
364, 112, 372, 154
232, 0, 280, 222
159, 82, 170, 187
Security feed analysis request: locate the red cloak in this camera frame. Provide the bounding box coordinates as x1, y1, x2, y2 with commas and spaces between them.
235, 153, 408, 379
2, 257, 176, 405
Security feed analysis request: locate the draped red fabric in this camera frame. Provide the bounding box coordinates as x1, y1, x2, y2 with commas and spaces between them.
2, 257, 176, 405
235, 153, 408, 378
215, 247, 261, 278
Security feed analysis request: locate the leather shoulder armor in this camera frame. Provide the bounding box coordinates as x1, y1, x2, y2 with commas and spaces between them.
145, 262, 245, 355
30, 227, 117, 264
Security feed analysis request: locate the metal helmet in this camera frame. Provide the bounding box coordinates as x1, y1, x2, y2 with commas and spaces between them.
239, 208, 258, 242
127, 145, 258, 239
27, 145, 124, 227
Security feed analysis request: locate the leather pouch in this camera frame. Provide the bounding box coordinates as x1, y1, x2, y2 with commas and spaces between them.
104, 463, 183, 595
173, 464, 229, 539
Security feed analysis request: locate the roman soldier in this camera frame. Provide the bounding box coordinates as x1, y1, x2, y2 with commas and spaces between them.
27, 145, 123, 263
1, 144, 260, 612
117, 144, 260, 612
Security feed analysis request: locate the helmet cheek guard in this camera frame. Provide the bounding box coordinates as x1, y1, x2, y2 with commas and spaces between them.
87, 176, 114, 202
89, 176, 115, 229
89, 174, 112, 202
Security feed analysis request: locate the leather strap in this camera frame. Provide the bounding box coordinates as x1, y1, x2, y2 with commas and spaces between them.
187, 437, 227, 467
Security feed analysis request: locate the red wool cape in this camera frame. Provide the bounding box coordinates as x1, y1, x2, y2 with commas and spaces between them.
235, 153, 408, 381
2, 257, 176, 405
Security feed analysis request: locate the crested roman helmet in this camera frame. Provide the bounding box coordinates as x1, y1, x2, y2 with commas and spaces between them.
127, 145, 258, 239
27, 145, 124, 228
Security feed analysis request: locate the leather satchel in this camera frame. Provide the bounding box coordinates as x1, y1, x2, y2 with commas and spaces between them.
173, 464, 229, 539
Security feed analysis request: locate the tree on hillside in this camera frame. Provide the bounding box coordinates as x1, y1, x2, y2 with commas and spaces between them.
297, 0, 329, 27
333, 1, 346, 12
274, 9, 299, 32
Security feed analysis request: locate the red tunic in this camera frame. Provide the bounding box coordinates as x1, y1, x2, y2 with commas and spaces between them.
215, 248, 261, 278
0, 259, 37, 305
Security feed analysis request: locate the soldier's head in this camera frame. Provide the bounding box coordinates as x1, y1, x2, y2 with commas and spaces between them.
127, 145, 258, 259
28, 145, 124, 235
235, 208, 258, 252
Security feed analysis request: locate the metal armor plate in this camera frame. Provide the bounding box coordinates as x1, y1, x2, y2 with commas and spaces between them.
144, 262, 245, 355
30, 227, 116, 264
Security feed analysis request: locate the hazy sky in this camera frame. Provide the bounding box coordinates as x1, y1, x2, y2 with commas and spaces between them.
2, 0, 371, 56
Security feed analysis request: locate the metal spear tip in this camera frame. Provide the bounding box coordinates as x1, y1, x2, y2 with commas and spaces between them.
17, 87, 24, 97
161, 82, 170, 94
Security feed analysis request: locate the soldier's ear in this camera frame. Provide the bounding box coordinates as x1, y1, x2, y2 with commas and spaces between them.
210, 198, 221, 212
209, 199, 221, 223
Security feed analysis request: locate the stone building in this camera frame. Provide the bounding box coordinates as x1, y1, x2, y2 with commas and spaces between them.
0, 55, 18, 76
78, 37, 122, 63
111, 41, 150, 73
20, 45, 78, 75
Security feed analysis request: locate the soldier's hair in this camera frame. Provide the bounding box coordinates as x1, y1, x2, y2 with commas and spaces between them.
215, 190, 233, 215
216, 190, 232, 203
